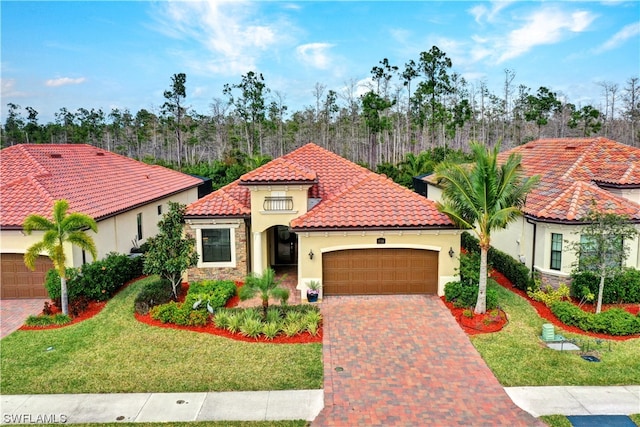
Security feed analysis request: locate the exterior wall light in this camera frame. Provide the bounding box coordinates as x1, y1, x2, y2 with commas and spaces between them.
309, 249, 314, 260
449, 247, 455, 258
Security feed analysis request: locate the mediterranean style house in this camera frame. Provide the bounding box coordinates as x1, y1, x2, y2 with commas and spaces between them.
184, 143, 461, 301
424, 137, 640, 286
0, 144, 205, 298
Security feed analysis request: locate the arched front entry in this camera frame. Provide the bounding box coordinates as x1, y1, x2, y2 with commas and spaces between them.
272, 225, 298, 266
322, 248, 438, 295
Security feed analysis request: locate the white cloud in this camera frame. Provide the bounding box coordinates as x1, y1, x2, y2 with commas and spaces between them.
594, 22, 640, 53
469, 1, 514, 24
296, 43, 334, 70
496, 8, 596, 63
45, 77, 86, 87
1, 78, 27, 98
150, 0, 288, 76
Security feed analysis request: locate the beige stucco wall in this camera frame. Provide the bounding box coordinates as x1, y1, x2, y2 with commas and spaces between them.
247, 184, 313, 233
295, 229, 461, 298
1, 188, 199, 269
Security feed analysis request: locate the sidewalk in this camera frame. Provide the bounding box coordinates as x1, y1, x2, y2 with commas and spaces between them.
506, 386, 640, 417
1, 390, 324, 424
1, 386, 638, 424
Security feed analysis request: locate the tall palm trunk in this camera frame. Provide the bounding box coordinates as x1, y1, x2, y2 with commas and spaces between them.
476, 244, 488, 314
60, 275, 69, 316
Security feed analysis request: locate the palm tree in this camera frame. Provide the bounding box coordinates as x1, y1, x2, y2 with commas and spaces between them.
239, 268, 289, 317
434, 142, 539, 314
23, 199, 98, 315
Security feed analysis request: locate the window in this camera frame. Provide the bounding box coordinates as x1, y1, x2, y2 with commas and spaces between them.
550, 233, 562, 270
192, 223, 238, 268
579, 234, 623, 271
157, 205, 163, 215
201, 229, 232, 263
136, 213, 143, 240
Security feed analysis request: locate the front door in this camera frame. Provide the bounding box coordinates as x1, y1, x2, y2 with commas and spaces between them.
274, 226, 297, 265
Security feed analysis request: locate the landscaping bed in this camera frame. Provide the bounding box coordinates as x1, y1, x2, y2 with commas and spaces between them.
491, 270, 640, 341
1, 276, 323, 395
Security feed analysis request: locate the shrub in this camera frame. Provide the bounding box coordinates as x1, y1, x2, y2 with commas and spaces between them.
134, 278, 173, 315
550, 301, 640, 336
461, 231, 534, 291
262, 322, 281, 340
527, 283, 571, 307
24, 313, 71, 327
45, 252, 143, 303
239, 317, 263, 338
44, 267, 84, 303
444, 280, 499, 310
185, 279, 237, 312
571, 269, 640, 304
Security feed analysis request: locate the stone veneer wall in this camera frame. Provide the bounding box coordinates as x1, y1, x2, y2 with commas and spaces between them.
185, 221, 249, 283
536, 268, 572, 289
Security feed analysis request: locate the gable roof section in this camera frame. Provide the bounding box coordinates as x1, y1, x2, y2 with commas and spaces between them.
499, 138, 640, 223
1, 144, 203, 229
186, 143, 454, 229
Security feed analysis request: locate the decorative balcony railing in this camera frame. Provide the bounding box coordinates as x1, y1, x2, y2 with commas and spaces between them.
263, 196, 294, 211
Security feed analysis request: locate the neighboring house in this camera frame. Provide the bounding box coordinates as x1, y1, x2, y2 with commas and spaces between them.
0, 144, 205, 299
423, 137, 640, 286
184, 143, 461, 301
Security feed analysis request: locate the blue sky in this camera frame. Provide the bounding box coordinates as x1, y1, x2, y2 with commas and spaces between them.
2, 1, 639, 124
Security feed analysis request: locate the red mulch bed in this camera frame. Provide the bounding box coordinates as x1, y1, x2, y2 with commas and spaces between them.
134, 281, 322, 344
19, 300, 106, 331
442, 297, 508, 335
490, 270, 640, 341
18, 276, 145, 331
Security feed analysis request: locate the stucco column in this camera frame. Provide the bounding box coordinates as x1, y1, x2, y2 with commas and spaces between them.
252, 231, 263, 274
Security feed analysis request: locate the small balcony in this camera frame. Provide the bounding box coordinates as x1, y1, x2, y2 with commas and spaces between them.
263, 196, 294, 212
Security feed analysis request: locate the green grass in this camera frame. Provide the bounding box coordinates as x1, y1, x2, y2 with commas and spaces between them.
0, 277, 322, 395
470, 282, 640, 386
541, 415, 640, 427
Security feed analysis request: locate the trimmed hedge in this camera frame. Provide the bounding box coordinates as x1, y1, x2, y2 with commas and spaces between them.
571, 269, 640, 304
461, 231, 534, 291
550, 301, 640, 336
45, 252, 143, 302
444, 279, 499, 310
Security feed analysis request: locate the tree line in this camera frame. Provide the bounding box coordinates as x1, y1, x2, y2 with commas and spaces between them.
3, 46, 639, 175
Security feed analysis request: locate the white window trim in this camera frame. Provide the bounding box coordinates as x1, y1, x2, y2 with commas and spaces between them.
193, 224, 239, 268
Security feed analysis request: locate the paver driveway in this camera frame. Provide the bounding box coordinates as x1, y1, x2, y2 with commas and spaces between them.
313, 295, 544, 426
0, 298, 46, 338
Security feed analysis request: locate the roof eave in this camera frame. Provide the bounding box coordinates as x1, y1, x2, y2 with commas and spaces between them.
290, 224, 459, 232
239, 179, 318, 186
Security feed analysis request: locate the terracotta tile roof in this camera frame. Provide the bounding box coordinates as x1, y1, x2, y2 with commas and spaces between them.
1, 144, 203, 228
186, 179, 250, 218
240, 157, 317, 184
186, 143, 454, 229
499, 138, 640, 222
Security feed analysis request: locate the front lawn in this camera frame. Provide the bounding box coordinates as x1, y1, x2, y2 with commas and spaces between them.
470, 282, 640, 386
0, 277, 323, 395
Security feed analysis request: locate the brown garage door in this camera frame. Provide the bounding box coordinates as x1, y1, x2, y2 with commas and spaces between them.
1, 254, 52, 299
322, 248, 438, 295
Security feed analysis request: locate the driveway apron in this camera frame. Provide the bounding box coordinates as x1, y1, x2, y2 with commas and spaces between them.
0, 298, 46, 338
313, 295, 544, 426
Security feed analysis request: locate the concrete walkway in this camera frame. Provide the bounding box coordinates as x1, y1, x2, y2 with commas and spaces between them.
506, 386, 640, 417
1, 390, 324, 424
1, 386, 638, 424
2, 387, 637, 425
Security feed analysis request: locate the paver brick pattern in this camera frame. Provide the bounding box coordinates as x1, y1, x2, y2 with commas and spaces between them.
313, 295, 544, 426
0, 298, 46, 338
